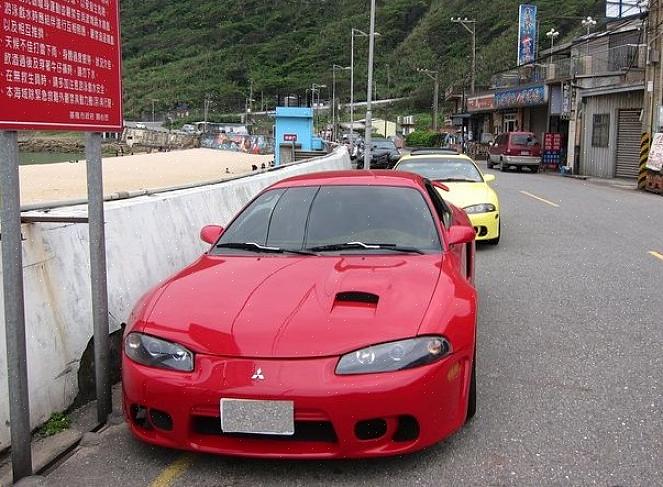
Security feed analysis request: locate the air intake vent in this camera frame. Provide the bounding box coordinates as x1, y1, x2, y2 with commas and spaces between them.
335, 291, 379, 305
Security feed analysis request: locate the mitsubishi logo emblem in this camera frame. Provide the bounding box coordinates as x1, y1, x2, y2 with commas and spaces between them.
251, 368, 265, 381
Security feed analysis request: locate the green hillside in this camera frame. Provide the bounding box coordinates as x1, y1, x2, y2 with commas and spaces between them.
120, 0, 604, 119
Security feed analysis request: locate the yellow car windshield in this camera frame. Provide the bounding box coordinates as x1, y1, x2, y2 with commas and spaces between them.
397, 159, 483, 183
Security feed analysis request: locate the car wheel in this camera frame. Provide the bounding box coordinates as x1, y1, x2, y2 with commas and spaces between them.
487, 221, 500, 246
486, 159, 494, 169
466, 350, 477, 422
499, 159, 507, 172
531, 166, 539, 174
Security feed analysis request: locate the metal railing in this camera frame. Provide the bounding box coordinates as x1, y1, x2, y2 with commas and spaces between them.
490, 44, 646, 88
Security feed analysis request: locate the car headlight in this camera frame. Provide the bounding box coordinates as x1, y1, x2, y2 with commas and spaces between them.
124, 333, 194, 372
463, 203, 496, 214
336, 336, 451, 375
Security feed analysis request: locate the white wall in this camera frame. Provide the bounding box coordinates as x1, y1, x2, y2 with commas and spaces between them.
0, 149, 351, 450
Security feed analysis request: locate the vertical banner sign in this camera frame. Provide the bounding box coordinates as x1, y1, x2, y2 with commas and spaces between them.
518, 4, 538, 66
0, 0, 122, 131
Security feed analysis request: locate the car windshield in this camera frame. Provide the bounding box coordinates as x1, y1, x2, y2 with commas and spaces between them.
213, 185, 441, 255
373, 140, 396, 149
511, 134, 538, 146
396, 158, 483, 183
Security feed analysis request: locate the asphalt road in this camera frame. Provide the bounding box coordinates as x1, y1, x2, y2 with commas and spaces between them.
44, 164, 663, 486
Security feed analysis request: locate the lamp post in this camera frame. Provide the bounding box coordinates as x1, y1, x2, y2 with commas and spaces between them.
451, 17, 477, 95
350, 28, 381, 153
417, 68, 440, 132
546, 28, 560, 51
332, 64, 351, 142
363, 0, 377, 170
581, 16, 597, 55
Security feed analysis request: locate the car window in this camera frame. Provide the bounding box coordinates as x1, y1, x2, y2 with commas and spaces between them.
424, 182, 453, 229
306, 186, 441, 252
396, 158, 483, 182
217, 189, 285, 246
266, 187, 319, 248
511, 134, 538, 146
373, 140, 396, 149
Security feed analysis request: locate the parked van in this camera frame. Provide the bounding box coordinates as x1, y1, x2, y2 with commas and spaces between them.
487, 131, 541, 173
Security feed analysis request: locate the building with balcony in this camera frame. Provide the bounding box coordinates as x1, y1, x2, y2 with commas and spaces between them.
466, 16, 645, 178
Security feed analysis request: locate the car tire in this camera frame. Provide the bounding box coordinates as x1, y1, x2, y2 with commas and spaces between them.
466, 350, 477, 423
486, 159, 494, 169
499, 159, 507, 172
531, 166, 539, 174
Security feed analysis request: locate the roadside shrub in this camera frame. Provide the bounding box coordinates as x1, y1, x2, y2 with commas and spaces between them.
406, 130, 442, 147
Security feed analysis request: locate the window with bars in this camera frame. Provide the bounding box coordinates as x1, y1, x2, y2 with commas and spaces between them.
592, 114, 610, 148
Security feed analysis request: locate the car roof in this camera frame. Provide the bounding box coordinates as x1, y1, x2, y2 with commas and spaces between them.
272, 170, 426, 190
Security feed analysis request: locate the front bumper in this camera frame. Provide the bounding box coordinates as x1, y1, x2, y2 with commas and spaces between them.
503, 155, 541, 167
122, 351, 472, 458
468, 211, 500, 241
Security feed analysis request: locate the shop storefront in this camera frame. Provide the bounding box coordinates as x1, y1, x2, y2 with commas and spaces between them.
494, 84, 549, 139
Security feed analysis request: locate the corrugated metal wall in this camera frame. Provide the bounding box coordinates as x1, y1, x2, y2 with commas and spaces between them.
581, 90, 643, 178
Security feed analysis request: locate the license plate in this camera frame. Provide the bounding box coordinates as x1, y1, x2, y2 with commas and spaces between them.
521, 151, 530, 156
220, 399, 294, 436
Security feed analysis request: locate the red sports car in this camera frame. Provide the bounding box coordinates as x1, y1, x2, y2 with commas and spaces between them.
122, 170, 478, 458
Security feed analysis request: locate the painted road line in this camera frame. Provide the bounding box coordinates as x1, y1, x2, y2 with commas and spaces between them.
649, 251, 663, 262
149, 454, 194, 487
520, 190, 560, 208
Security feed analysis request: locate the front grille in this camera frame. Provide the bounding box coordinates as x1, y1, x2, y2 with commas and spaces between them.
191, 416, 338, 443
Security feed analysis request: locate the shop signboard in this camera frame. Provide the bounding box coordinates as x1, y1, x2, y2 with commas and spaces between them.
0, 0, 123, 131
647, 132, 663, 172
495, 85, 547, 109
561, 82, 573, 119
467, 94, 495, 112
518, 4, 538, 66
543, 132, 563, 167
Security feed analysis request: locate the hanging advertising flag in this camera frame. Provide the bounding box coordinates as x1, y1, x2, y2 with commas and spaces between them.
518, 4, 538, 66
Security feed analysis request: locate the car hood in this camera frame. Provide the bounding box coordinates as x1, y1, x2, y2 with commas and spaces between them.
141, 254, 443, 358
435, 182, 498, 210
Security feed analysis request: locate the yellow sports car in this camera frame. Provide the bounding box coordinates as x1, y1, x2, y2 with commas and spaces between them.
394, 149, 500, 244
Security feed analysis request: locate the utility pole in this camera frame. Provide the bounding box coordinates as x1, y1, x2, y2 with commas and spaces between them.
417, 68, 440, 131
451, 17, 477, 95
363, 0, 377, 170
350, 29, 380, 152
311, 83, 326, 134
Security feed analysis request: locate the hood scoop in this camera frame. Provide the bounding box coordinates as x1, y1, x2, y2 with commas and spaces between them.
334, 291, 379, 309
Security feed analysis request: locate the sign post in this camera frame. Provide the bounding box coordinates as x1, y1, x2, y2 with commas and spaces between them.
1, 0, 123, 479
86, 132, 112, 423
0, 130, 32, 480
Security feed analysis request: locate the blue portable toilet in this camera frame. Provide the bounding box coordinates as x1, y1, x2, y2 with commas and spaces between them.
274, 107, 314, 166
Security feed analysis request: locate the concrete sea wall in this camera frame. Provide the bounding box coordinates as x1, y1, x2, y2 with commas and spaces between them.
0, 148, 351, 449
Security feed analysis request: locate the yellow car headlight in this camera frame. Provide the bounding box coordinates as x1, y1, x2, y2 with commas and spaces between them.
464, 203, 496, 214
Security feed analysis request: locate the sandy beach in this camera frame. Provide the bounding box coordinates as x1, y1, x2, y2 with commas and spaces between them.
19, 149, 273, 205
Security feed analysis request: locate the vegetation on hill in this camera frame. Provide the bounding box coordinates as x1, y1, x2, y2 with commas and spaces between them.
120, 0, 604, 120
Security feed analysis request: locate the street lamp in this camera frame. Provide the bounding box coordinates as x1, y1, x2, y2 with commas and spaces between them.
350, 28, 381, 154
546, 28, 560, 51
416, 68, 440, 132
581, 16, 597, 36
451, 17, 477, 95
332, 64, 351, 142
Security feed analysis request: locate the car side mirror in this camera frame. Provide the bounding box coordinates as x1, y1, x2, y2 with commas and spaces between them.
447, 225, 476, 246
200, 225, 223, 245
484, 174, 496, 183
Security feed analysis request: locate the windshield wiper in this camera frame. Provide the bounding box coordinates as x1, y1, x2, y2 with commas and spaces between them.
307, 242, 424, 254
216, 242, 316, 255
434, 178, 478, 183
